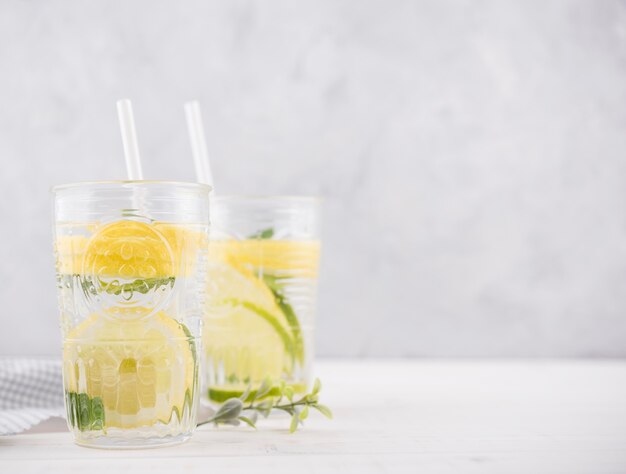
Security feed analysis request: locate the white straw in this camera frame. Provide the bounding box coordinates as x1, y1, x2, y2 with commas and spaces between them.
184, 101, 214, 188
116, 99, 144, 180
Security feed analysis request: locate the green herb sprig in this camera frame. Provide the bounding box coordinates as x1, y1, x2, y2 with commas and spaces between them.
248, 227, 274, 239
198, 378, 332, 433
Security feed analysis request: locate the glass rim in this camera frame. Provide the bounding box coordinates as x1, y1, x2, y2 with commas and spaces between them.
212, 194, 322, 203
51, 180, 212, 194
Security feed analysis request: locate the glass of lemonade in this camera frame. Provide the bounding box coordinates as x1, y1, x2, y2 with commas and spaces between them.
203, 196, 321, 404
52, 181, 210, 448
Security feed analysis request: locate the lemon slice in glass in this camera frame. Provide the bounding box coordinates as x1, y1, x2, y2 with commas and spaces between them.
210, 240, 320, 276
55, 220, 207, 277
63, 312, 196, 430
82, 220, 175, 279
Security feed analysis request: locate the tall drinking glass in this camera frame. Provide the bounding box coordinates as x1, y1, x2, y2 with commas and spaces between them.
52, 181, 210, 448
203, 196, 321, 403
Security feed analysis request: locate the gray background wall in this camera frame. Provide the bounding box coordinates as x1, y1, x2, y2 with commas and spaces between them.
1, 0, 625, 357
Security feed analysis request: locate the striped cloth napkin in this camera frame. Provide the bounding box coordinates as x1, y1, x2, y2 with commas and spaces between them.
0, 358, 65, 435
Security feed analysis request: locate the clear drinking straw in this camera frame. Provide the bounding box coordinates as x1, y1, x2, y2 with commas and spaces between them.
117, 99, 144, 180
184, 101, 214, 189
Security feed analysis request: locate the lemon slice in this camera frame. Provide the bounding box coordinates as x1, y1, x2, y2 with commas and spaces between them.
82, 221, 174, 279
63, 312, 196, 429
55, 220, 207, 277
210, 240, 320, 276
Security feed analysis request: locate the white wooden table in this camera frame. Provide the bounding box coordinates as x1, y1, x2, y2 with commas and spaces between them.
1, 359, 625, 473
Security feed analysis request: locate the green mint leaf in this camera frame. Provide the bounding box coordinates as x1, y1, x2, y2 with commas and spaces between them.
104, 276, 175, 296
66, 392, 105, 432
299, 405, 309, 421
77, 275, 175, 298
248, 228, 274, 239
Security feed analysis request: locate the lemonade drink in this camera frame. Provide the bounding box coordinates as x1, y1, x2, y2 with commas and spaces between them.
203, 197, 320, 403
53, 182, 210, 448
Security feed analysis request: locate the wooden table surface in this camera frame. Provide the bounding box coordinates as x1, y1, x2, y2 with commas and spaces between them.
1, 359, 625, 473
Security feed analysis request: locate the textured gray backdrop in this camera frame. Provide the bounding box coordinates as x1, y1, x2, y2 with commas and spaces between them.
1, 0, 625, 357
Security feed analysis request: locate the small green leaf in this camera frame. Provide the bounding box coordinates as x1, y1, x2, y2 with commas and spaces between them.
239, 384, 252, 402
238, 416, 257, 429
306, 393, 319, 403
90, 397, 105, 429
249, 228, 274, 239
255, 377, 274, 400
277, 406, 295, 416
283, 385, 294, 402
256, 399, 274, 418
289, 413, 299, 433
76, 393, 91, 430
96, 276, 175, 297
299, 405, 309, 421
65, 391, 105, 432
313, 404, 333, 419
312, 378, 322, 395
212, 398, 243, 423
247, 411, 258, 424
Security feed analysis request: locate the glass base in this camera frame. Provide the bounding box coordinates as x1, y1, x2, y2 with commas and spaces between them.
73, 430, 193, 450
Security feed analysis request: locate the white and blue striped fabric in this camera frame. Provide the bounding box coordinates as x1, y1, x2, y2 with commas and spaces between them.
0, 358, 65, 435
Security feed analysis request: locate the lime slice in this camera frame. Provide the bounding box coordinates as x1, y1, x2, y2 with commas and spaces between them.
204, 260, 294, 381
63, 312, 195, 429
208, 240, 319, 361
207, 383, 307, 403
204, 240, 320, 401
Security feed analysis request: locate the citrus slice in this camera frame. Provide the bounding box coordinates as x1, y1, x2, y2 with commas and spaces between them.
207, 383, 307, 403
204, 256, 295, 387
210, 240, 320, 276
55, 221, 207, 276
63, 312, 196, 429
208, 240, 316, 360
82, 221, 174, 279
